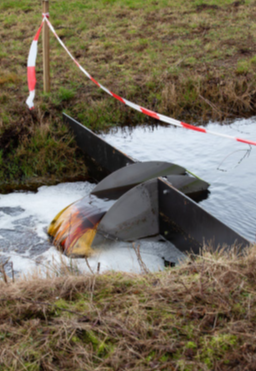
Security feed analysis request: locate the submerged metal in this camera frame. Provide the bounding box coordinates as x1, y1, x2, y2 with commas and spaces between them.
47, 114, 250, 258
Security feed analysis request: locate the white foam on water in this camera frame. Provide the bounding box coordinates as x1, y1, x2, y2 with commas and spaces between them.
0, 181, 183, 276
36, 245, 161, 276
0, 182, 94, 275
0, 181, 94, 234
35, 239, 184, 277
6, 252, 38, 275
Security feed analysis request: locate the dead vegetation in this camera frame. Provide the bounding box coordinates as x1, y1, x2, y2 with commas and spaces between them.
1, 245, 256, 370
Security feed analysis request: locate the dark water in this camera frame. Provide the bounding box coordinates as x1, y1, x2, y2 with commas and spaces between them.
101, 118, 256, 242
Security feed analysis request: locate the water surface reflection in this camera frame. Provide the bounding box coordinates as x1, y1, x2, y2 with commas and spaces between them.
101, 119, 256, 242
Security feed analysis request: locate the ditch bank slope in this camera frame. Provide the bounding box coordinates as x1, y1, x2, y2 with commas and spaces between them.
1, 246, 256, 371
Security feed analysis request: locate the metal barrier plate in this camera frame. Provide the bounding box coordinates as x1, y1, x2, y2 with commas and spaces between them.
158, 178, 250, 253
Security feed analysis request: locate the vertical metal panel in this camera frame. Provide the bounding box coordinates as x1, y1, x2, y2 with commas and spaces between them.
158, 178, 250, 253
63, 113, 135, 180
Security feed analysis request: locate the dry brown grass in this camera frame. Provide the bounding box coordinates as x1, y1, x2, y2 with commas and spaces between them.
1, 245, 256, 370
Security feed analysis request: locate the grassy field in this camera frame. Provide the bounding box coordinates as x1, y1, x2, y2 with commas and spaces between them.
1, 0, 256, 187
1, 246, 256, 370
1, 3, 256, 369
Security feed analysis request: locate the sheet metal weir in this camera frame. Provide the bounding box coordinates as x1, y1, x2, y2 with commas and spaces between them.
63, 113, 250, 251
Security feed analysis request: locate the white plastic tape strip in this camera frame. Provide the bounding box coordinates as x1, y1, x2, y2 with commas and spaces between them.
28, 16, 256, 147
26, 21, 44, 109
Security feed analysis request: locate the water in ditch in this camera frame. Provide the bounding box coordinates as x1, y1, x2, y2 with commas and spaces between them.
0, 118, 256, 276
101, 118, 256, 242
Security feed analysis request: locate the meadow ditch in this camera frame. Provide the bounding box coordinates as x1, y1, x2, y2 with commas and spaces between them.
1, 2, 256, 369
1, 0, 256, 190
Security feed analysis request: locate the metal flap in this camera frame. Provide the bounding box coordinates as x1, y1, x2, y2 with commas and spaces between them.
92, 161, 186, 199
166, 175, 209, 196
94, 179, 159, 242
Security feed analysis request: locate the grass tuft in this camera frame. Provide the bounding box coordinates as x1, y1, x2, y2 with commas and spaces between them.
0, 245, 256, 370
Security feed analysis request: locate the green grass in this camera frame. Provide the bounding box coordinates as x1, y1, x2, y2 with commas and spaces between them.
1, 0, 256, 189
0, 112, 88, 193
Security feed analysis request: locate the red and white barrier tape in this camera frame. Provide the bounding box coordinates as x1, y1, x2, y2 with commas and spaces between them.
26, 16, 256, 147
26, 21, 44, 109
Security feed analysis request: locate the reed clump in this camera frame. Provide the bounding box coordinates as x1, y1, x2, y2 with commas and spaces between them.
1, 245, 256, 370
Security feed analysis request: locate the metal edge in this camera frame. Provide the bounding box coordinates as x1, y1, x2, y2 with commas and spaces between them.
63, 113, 136, 179
63, 114, 250, 251
158, 178, 250, 253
